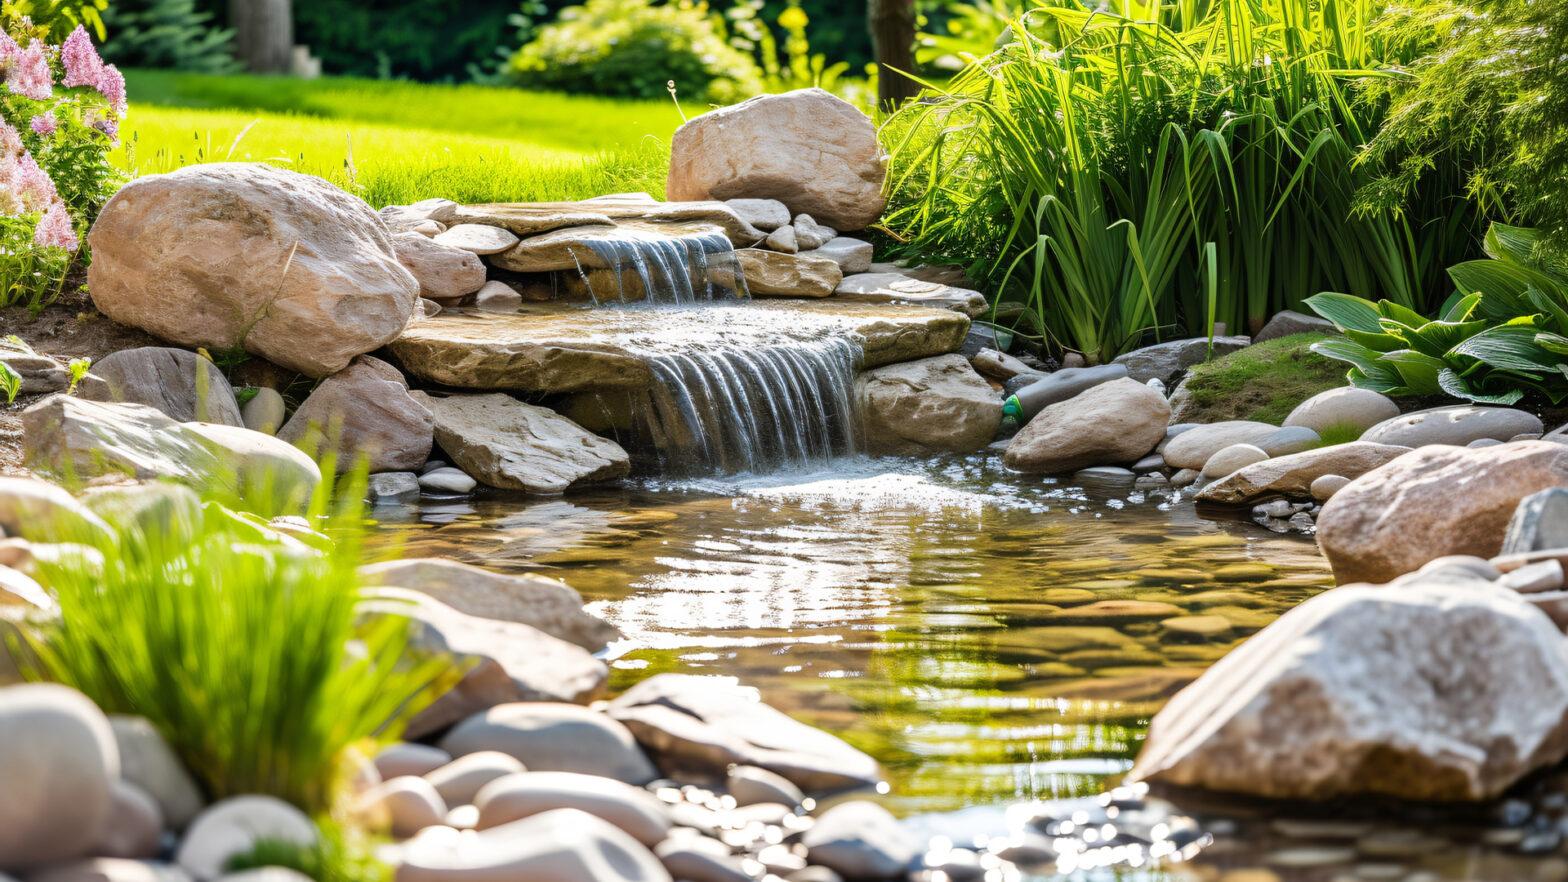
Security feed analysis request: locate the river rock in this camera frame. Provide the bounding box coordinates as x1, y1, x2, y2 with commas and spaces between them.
434, 224, 519, 256
376, 743, 453, 780
855, 355, 1001, 455
667, 89, 885, 231
26, 860, 193, 882
0, 684, 119, 870
240, 388, 285, 436
1111, 336, 1251, 385
473, 281, 522, 313
395, 808, 672, 882
1317, 442, 1568, 584
82, 348, 243, 426
22, 397, 320, 514
1361, 405, 1542, 448
1003, 378, 1169, 474
1195, 442, 1410, 505
1310, 474, 1350, 501
87, 163, 418, 378
833, 273, 986, 316
364, 589, 608, 739
764, 225, 798, 254
0, 564, 49, 610
175, 796, 317, 881
368, 472, 421, 503
382, 199, 460, 232
801, 801, 918, 881
1283, 387, 1399, 435
1259, 425, 1320, 456
0, 339, 68, 394
1254, 310, 1336, 343
737, 249, 842, 298
93, 781, 164, 859
473, 772, 669, 844
1201, 444, 1269, 479
393, 232, 488, 304
792, 215, 836, 251
360, 558, 619, 651
109, 716, 205, 830
1161, 421, 1280, 470
1504, 488, 1568, 555
418, 468, 475, 495
439, 703, 657, 785
424, 753, 526, 807
727, 765, 804, 808
653, 837, 749, 882
279, 356, 433, 472
0, 477, 112, 545
803, 237, 873, 274
360, 776, 446, 839
1130, 578, 1568, 800
606, 674, 880, 792
422, 393, 629, 494
725, 198, 790, 232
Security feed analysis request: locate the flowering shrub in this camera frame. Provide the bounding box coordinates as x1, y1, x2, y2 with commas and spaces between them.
0, 19, 125, 310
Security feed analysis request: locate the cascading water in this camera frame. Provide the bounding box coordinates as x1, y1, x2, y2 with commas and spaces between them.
566, 227, 863, 474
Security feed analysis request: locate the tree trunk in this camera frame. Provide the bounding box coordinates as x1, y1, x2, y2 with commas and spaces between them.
230, 0, 294, 74
869, 0, 918, 109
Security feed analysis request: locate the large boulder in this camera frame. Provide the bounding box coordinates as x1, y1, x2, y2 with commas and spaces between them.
0, 684, 120, 870
801, 802, 919, 881
605, 674, 880, 792
82, 347, 243, 426
1195, 442, 1411, 505
278, 356, 433, 473
87, 163, 420, 378
666, 89, 885, 231
364, 589, 608, 739
359, 558, 619, 651
1129, 578, 1568, 801
1317, 442, 1568, 584
1003, 378, 1169, 474
1111, 336, 1251, 385
22, 396, 320, 514
855, 354, 1001, 455
439, 703, 658, 785
422, 393, 629, 494
395, 808, 671, 882
1361, 404, 1543, 448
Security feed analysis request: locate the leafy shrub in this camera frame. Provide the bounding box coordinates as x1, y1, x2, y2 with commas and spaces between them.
101, 0, 238, 73
28, 475, 457, 812
0, 22, 125, 309
1358, 0, 1568, 254
724, 0, 848, 94
883, 0, 1482, 364
1306, 224, 1568, 405
509, 0, 764, 103
3, 0, 107, 41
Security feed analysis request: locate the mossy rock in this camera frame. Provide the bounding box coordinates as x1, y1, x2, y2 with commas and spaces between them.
1172, 332, 1345, 425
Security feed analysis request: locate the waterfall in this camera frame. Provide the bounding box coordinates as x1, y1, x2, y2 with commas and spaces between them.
563, 227, 864, 474
574, 228, 748, 305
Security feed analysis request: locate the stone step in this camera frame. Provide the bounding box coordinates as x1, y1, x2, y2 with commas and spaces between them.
388, 300, 970, 395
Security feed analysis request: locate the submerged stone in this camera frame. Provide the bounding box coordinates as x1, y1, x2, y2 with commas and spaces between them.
387, 302, 969, 395
420, 393, 629, 494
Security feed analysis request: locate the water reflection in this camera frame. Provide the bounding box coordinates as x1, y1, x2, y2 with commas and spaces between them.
370, 454, 1332, 817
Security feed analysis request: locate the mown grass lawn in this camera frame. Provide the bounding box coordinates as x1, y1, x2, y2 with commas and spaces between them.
116, 71, 696, 207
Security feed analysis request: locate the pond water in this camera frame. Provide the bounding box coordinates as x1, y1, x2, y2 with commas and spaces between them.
370, 454, 1330, 813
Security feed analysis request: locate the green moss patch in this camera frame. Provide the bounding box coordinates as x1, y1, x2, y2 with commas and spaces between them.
1176, 332, 1347, 425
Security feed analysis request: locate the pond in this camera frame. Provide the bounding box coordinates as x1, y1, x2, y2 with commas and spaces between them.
370, 454, 1330, 813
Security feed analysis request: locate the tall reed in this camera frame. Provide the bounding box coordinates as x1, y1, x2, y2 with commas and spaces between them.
883, 0, 1483, 363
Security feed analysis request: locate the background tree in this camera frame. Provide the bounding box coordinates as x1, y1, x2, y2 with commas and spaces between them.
228, 0, 290, 73
869, 0, 916, 107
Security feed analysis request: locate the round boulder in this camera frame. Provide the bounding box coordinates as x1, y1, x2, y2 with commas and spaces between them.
0, 684, 120, 869
667, 89, 886, 231
87, 163, 419, 378
1003, 378, 1169, 474
856, 354, 1001, 455
1283, 387, 1399, 435
1201, 443, 1269, 479
1361, 404, 1542, 448
175, 796, 317, 881
277, 355, 434, 473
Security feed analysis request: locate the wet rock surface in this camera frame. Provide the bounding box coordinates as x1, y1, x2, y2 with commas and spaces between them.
855, 355, 1001, 455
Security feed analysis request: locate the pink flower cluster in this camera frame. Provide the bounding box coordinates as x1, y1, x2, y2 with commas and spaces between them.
0, 119, 75, 251
60, 26, 125, 114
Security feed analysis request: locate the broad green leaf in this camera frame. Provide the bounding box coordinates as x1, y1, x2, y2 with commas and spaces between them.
1451, 324, 1558, 372
1348, 360, 1410, 395
1483, 222, 1544, 267
1378, 350, 1446, 395
1439, 291, 1481, 322
1449, 259, 1556, 319
1438, 367, 1524, 405
1304, 292, 1384, 334
1538, 332, 1568, 356
1403, 319, 1488, 357
1311, 337, 1390, 374
1377, 300, 1430, 329
0, 361, 18, 404
1347, 327, 1408, 352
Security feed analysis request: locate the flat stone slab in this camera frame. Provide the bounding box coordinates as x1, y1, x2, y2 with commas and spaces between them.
389, 301, 971, 395
833, 272, 987, 316
457, 196, 762, 250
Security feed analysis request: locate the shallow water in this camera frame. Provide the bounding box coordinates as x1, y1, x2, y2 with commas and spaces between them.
370, 454, 1330, 814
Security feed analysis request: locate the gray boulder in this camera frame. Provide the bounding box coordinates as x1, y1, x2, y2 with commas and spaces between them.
0, 684, 119, 870
175, 797, 316, 881
1504, 488, 1568, 556
82, 348, 242, 426
394, 808, 671, 882
1111, 336, 1250, 384
1283, 387, 1399, 435
439, 703, 657, 786
422, 393, 629, 495
279, 356, 433, 473
1253, 310, 1335, 343
109, 715, 206, 830
1003, 378, 1168, 475
801, 802, 918, 881
1361, 404, 1542, 448
473, 772, 670, 845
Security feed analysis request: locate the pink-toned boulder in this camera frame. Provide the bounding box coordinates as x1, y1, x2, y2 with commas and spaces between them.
392, 232, 488, 304
278, 356, 433, 473
1317, 441, 1568, 584
666, 89, 886, 231
87, 163, 419, 378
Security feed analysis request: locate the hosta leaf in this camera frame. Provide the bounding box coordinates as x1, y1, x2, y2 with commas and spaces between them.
1438, 367, 1524, 405
1347, 366, 1407, 395
1377, 300, 1430, 329
1304, 292, 1384, 334
1347, 327, 1408, 352
1403, 319, 1488, 357
1439, 291, 1482, 322
1378, 350, 1446, 395
1527, 287, 1568, 336
1312, 337, 1390, 374
1449, 259, 1555, 320
1451, 323, 1558, 372
1483, 223, 1545, 267
1537, 332, 1568, 356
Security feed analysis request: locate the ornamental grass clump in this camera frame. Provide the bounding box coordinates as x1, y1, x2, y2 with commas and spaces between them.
0, 20, 125, 309
882, 0, 1482, 364
26, 473, 458, 813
